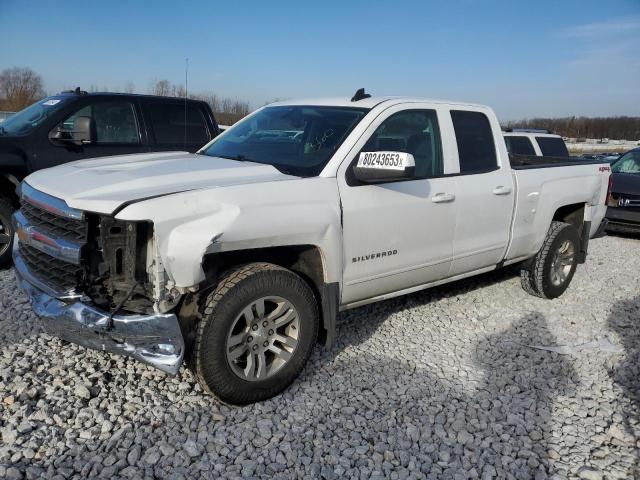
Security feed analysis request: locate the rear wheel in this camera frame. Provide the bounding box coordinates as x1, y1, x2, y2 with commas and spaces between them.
520, 221, 580, 299
194, 263, 318, 405
0, 197, 15, 269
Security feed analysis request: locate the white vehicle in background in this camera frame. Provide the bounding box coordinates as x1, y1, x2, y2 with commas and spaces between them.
503, 129, 570, 157
14, 90, 611, 404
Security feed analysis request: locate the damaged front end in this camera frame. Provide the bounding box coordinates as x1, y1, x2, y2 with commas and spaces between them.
13, 183, 185, 373
82, 216, 181, 316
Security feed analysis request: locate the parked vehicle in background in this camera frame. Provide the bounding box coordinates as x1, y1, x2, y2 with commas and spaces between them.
605, 147, 640, 233
582, 153, 621, 164
13, 93, 610, 404
503, 129, 569, 157
0, 89, 220, 267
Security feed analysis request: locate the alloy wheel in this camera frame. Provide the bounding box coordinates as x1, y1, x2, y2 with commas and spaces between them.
550, 239, 575, 286
225, 296, 300, 381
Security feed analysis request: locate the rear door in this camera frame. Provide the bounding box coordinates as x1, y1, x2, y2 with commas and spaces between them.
449, 109, 514, 276
143, 100, 212, 153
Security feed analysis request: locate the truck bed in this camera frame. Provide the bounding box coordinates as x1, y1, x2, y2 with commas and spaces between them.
506, 158, 610, 264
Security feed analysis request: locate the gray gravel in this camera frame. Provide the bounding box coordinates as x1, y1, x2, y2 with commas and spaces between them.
1, 234, 639, 479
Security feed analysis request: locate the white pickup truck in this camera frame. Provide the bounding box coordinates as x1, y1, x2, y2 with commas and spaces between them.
13, 91, 611, 404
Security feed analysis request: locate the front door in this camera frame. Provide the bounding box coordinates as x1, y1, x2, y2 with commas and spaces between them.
39, 98, 145, 170
338, 106, 458, 305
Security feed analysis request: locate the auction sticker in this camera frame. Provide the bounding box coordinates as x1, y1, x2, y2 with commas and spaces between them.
42, 99, 61, 106
357, 151, 411, 170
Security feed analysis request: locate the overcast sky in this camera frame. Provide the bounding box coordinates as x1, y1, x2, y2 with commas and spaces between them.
1, 0, 639, 120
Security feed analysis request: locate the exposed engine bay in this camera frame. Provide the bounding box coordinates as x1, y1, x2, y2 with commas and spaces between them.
81, 216, 180, 315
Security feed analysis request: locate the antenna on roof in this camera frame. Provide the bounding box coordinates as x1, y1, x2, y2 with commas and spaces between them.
351, 88, 371, 102
184, 58, 189, 149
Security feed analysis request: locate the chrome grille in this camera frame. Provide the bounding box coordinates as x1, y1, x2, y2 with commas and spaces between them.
15, 183, 87, 295
21, 200, 87, 242
19, 243, 82, 292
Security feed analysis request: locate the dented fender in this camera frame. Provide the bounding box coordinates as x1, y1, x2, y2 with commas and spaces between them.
115, 177, 343, 289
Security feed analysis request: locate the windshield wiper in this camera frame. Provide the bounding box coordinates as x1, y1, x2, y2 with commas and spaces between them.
216, 154, 257, 163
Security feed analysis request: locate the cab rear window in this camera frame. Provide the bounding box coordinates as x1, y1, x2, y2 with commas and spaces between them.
504, 136, 535, 155
536, 137, 569, 157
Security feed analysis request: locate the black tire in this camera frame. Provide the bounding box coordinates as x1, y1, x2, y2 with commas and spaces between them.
520, 265, 540, 297
194, 262, 319, 405
0, 197, 15, 269
520, 221, 580, 299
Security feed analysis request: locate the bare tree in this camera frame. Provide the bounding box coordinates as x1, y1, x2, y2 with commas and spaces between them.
504, 116, 640, 141
150, 79, 172, 97
0, 67, 46, 111
147, 78, 251, 124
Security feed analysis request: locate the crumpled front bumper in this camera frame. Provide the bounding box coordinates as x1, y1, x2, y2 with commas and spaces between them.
13, 244, 185, 374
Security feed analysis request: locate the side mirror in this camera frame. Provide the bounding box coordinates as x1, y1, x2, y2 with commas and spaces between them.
353, 151, 416, 183
71, 116, 95, 145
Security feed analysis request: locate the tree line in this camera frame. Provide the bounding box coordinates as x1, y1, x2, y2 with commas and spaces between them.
0, 67, 250, 125
2, 67, 639, 138
148, 79, 250, 125
503, 116, 640, 141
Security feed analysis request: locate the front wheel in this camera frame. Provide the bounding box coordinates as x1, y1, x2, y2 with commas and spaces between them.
194, 263, 319, 405
520, 221, 580, 299
0, 197, 15, 269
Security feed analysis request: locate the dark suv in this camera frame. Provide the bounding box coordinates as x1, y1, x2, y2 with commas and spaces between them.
0, 89, 220, 266
606, 147, 640, 234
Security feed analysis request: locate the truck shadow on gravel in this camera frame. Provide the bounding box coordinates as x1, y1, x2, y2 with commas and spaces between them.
5, 268, 632, 478
607, 295, 640, 477
312, 261, 581, 478
302, 309, 578, 478
328, 266, 520, 354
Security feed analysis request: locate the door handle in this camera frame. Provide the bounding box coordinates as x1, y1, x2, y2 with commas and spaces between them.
492, 186, 512, 195
431, 192, 456, 203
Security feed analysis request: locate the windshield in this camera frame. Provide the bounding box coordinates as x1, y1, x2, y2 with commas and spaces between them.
202, 106, 368, 176
0, 96, 71, 136
612, 150, 640, 174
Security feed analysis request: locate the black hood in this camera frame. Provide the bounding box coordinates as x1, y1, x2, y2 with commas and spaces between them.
611, 172, 640, 196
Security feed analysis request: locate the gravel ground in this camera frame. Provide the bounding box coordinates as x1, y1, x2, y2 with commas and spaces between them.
0, 234, 639, 480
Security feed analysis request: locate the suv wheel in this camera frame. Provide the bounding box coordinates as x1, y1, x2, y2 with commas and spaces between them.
520, 221, 580, 299
194, 263, 318, 405
0, 197, 14, 268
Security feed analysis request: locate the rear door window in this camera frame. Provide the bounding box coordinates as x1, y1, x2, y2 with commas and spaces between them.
146, 103, 209, 147
451, 110, 498, 174
504, 136, 536, 155
536, 137, 569, 157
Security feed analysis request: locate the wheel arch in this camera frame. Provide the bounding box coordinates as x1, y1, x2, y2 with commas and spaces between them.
552, 202, 585, 234
552, 202, 591, 263
199, 245, 339, 348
